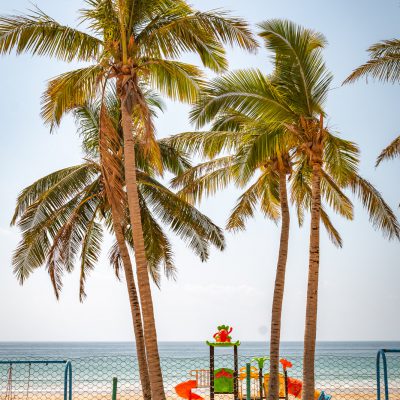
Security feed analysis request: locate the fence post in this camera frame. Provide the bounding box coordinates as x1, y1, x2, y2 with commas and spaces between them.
112, 377, 118, 400
64, 361, 72, 400
246, 362, 251, 400
377, 350, 390, 400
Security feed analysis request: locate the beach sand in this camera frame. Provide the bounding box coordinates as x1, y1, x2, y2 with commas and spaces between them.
5, 391, 395, 400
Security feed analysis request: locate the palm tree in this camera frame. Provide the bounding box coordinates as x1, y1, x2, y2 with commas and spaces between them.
177, 19, 400, 400
257, 20, 400, 399
344, 39, 400, 169
169, 109, 345, 400
0, 2, 257, 397
10, 90, 225, 400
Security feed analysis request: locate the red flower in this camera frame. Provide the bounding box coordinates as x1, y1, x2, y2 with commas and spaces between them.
280, 358, 293, 370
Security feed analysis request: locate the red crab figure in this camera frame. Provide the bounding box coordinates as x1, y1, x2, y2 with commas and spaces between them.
213, 325, 233, 343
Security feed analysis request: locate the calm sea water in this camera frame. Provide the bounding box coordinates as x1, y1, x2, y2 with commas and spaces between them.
0, 341, 399, 359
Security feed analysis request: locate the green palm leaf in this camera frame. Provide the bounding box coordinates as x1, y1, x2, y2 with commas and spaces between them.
143, 59, 204, 103
0, 6, 101, 60
348, 176, 400, 240
42, 65, 105, 129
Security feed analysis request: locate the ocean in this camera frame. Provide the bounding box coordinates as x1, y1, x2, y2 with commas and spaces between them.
0, 342, 399, 399
1, 341, 399, 358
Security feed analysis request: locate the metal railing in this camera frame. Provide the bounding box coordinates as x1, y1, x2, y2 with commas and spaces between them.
377, 349, 400, 400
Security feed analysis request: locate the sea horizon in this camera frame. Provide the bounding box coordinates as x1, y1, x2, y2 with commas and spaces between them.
1, 340, 399, 359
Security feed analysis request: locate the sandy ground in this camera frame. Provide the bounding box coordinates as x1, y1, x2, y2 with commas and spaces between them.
4, 391, 396, 400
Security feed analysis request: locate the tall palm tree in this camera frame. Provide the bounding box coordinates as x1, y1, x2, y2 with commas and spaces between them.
182, 19, 400, 400
257, 20, 400, 400
344, 39, 400, 169
10, 90, 225, 400
0, 2, 257, 397
169, 99, 346, 400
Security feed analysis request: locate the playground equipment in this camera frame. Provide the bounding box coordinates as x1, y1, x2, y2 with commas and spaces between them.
174, 327, 331, 400
0, 360, 72, 400
175, 325, 240, 400
377, 348, 400, 400
238, 359, 329, 400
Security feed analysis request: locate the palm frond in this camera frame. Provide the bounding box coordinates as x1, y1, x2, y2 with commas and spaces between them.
376, 135, 400, 166
165, 130, 242, 159
320, 170, 353, 220
0, 6, 102, 60
143, 59, 204, 103
138, 172, 225, 260
234, 127, 285, 185
11, 163, 99, 227
108, 240, 123, 280
348, 175, 400, 240
138, 7, 228, 72
258, 19, 332, 115
344, 39, 400, 84
41, 65, 105, 130
171, 156, 234, 203
137, 193, 176, 285
80, 0, 120, 38
227, 171, 280, 231
74, 101, 101, 157
79, 212, 103, 301
191, 69, 294, 127
323, 132, 359, 186
137, 5, 257, 72
320, 207, 342, 248
157, 140, 192, 175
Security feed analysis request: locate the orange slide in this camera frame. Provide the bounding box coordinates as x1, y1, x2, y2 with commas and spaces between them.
175, 380, 204, 400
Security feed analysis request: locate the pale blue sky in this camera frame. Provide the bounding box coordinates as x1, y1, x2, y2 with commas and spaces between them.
0, 0, 399, 342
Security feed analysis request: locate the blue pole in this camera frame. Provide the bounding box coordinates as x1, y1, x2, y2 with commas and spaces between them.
0, 360, 66, 365
382, 352, 389, 400
68, 361, 73, 400
377, 351, 381, 400
376, 349, 398, 400
64, 361, 72, 400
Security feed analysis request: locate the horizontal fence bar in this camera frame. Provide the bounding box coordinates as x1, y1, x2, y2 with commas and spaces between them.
0, 360, 68, 364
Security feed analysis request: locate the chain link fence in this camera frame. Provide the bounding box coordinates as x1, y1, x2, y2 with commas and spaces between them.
0, 361, 71, 400
1, 353, 400, 400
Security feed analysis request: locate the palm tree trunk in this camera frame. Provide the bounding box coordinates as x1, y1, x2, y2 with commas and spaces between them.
302, 162, 322, 400
110, 209, 152, 400
267, 171, 290, 400
120, 98, 166, 400
98, 104, 152, 400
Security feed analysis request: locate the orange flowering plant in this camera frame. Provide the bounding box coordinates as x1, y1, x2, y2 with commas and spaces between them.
280, 358, 293, 370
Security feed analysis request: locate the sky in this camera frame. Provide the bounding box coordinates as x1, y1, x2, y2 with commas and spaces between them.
0, 0, 399, 343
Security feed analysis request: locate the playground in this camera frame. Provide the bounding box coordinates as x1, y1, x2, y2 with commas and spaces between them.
174, 325, 331, 400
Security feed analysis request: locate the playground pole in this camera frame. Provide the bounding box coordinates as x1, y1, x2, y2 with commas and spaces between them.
284, 370, 288, 400
246, 363, 251, 400
112, 377, 118, 400
210, 345, 214, 400
234, 345, 239, 400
